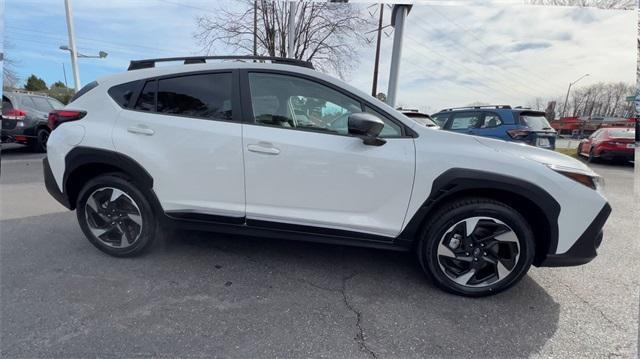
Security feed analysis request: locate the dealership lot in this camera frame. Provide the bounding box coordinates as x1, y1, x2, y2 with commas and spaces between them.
1, 144, 638, 358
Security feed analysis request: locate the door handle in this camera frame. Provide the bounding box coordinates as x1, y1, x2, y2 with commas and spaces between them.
127, 126, 155, 136
247, 143, 280, 155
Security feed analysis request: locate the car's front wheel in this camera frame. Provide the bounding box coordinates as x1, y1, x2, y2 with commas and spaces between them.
418, 198, 535, 297
76, 174, 157, 257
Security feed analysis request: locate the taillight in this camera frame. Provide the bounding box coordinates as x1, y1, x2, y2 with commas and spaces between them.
507, 129, 531, 139
48, 110, 87, 130
2, 108, 27, 120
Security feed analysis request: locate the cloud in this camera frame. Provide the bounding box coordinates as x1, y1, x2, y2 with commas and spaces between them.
508, 41, 553, 52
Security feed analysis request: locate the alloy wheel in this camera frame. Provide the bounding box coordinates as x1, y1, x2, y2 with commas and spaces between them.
437, 216, 520, 288
84, 187, 143, 249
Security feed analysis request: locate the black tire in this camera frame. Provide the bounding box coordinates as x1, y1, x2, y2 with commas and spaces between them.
76, 173, 157, 257
576, 143, 582, 157
587, 148, 597, 163
417, 197, 535, 297
30, 128, 49, 153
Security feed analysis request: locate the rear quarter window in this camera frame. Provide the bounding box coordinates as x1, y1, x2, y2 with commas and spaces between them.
108, 80, 139, 108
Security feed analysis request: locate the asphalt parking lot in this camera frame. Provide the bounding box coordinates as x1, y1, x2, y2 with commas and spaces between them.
1, 143, 638, 358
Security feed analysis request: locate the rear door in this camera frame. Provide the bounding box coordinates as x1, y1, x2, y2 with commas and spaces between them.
112, 71, 245, 220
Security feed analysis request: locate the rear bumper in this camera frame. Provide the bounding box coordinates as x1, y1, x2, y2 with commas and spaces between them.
598, 150, 634, 161
539, 202, 611, 267
43, 157, 72, 209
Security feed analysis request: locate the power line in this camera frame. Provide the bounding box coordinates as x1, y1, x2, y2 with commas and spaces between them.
403, 33, 530, 103
398, 49, 520, 104
410, 21, 557, 98
425, 4, 569, 94
6, 25, 183, 55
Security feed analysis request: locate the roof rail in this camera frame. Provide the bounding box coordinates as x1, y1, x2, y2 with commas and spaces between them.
4, 88, 50, 97
127, 56, 315, 71
439, 105, 512, 112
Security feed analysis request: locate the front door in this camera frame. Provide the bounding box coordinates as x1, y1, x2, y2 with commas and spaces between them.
241, 71, 415, 237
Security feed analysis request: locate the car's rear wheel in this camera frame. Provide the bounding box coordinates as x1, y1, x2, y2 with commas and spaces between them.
418, 198, 535, 297
30, 128, 49, 153
76, 174, 156, 257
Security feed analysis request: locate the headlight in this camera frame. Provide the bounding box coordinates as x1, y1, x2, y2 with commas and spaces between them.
546, 164, 603, 191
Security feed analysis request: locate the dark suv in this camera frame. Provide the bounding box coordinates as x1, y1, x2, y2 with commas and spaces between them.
1, 90, 64, 152
432, 105, 557, 150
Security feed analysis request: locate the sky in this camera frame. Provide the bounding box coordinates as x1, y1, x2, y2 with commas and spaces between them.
2, 0, 637, 113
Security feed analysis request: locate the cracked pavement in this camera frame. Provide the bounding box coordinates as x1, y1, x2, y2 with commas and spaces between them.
1, 144, 638, 358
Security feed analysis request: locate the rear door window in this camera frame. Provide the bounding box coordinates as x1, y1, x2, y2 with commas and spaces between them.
157, 73, 233, 121
448, 112, 482, 130
481, 114, 503, 128
29, 96, 54, 112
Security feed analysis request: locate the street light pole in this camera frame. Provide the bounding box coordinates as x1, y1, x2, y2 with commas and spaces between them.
386, 4, 411, 107
371, 4, 384, 97
561, 73, 589, 118
64, 0, 81, 92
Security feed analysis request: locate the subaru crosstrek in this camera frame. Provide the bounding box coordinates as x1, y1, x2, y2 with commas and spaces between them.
43, 56, 610, 296
432, 105, 557, 150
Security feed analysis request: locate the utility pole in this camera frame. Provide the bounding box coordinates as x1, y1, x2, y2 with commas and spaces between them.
62, 63, 68, 88
371, 4, 384, 97
561, 73, 589, 118
386, 4, 411, 107
253, 0, 258, 56
288, 1, 296, 58
64, 0, 81, 92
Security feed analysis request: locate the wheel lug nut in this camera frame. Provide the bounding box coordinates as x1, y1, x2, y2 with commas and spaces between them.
474, 258, 478, 261
480, 243, 484, 247
483, 252, 487, 255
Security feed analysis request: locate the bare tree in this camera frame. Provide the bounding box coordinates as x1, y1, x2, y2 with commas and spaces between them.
3, 41, 20, 89
194, 0, 373, 79
532, 82, 634, 119
525, 0, 635, 9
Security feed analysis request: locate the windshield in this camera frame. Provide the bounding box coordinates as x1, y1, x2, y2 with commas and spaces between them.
520, 114, 552, 131
608, 129, 634, 138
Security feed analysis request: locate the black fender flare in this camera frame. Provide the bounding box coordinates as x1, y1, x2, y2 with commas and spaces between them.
397, 168, 560, 255
63, 147, 158, 211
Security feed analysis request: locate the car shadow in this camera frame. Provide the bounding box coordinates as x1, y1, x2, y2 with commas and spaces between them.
2, 212, 560, 358
158, 228, 560, 357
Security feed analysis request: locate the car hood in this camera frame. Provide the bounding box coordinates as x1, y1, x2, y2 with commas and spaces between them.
473, 136, 597, 176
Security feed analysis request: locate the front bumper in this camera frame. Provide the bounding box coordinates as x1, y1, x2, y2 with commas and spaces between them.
539, 202, 611, 267
43, 157, 72, 209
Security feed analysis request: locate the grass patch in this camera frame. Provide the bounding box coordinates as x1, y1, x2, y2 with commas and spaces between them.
555, 147, 579, 158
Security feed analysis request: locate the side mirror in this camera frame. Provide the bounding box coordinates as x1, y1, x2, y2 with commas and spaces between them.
348, 112, 386, 146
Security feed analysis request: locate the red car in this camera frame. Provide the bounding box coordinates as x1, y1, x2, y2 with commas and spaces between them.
577, 128, 635, 162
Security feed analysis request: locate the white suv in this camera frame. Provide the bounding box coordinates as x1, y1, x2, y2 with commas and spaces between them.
44, 56, 611, 296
